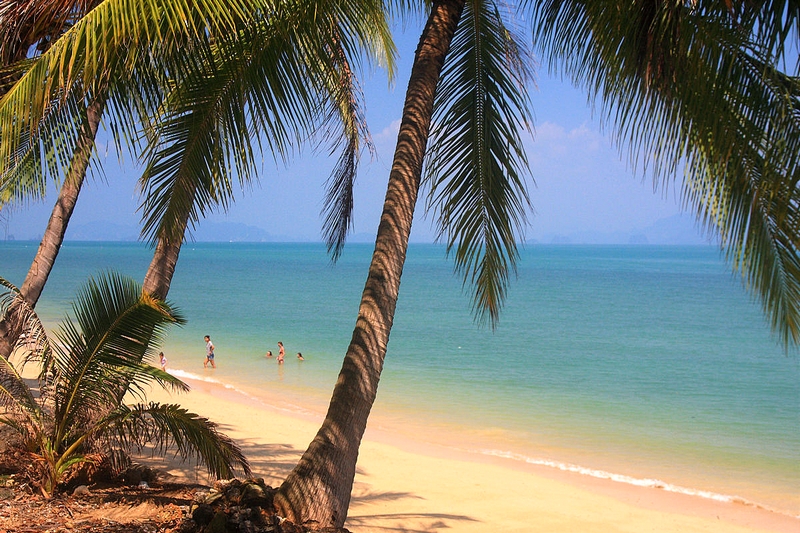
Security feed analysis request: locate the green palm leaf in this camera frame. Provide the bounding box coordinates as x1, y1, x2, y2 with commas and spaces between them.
529, 0, 800, 346
0, 276, 53, 448
136, 0, 390, 249
136, 17, 317, 244
94, 402, 251, 479
49, 272, 186, 449
0, 0, 394, 256
425, 0, 534, 326
0, 271, 244, 493
0, 0, 274, 205
0, 355, 45, 448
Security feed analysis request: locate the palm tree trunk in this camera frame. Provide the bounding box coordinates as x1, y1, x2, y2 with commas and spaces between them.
142, 230, 188, 301
110, 191, 192, 408
273, 0, 465, 527
0, 97, 105, 358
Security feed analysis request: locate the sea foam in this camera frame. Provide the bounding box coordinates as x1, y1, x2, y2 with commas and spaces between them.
475, 448, 782, 511
166, 368, 322, 420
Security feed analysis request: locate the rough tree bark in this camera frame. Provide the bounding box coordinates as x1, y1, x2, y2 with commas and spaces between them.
273, 0, 466, 528
141, 226, 189, 301
0, 97, 105, 358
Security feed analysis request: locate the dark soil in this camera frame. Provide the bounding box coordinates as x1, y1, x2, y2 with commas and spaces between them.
0, 450, 348, 533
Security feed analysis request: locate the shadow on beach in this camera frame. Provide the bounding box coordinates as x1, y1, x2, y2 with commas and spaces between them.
136, 437, 479, 532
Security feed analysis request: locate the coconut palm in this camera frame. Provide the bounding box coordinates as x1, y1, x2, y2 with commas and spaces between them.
0, 0, 393, 350
0, 272, 250, 496
529, 0, 800, 346
136, 0, 389, 298
0, 0, 105, 359
274, 0, 800, 527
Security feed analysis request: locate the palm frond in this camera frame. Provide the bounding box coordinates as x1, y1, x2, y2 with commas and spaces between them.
0, 77, 91, 207
96, 402, 251, 479
725, 0, 800, 70
137, 0, 392, 248
0, 355, 44, 430
1, 0, 394, 252
136, 19, 311, 244
0, 276, 52, 368
49, 272, 185, 445
0, 277, 52, 447
320, 40, 374, 260
424, 0, 534, 326
0, 0, 104, 65
0, 0, 277, 205
529, 0, 800, 346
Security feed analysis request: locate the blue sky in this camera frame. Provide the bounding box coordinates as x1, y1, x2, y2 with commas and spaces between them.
1, 22, 701, 244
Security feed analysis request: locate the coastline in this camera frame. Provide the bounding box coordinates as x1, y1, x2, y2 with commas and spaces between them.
5, 242, 797, 530
143, 369, 799, 533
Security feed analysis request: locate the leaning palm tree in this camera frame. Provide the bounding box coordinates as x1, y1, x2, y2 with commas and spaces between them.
0, 0, 106, 359
136, 0, 390, 298
0, 0, 393, 346
0, 272, 250, 496
275, 0, 800, 527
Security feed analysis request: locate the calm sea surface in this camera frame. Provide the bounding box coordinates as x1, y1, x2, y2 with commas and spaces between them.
2, 242, 798, 515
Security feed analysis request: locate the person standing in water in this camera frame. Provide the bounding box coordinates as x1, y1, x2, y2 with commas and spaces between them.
159, 352, 167, 371
204, 335, 216, 368
277, 341, 285, 364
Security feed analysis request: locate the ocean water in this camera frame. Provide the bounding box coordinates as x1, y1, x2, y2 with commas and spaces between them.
2, 241, 798, 516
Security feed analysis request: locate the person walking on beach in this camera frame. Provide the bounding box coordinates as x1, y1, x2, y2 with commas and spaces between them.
159, 352, 167, 371
277, 341, 285, 364
204, 335, 216, 368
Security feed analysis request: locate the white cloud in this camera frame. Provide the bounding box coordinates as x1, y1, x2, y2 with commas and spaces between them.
533, 121, 566, 142
375, 119, 402, 143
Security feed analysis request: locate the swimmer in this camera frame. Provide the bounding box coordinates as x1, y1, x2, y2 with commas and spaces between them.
296, 352, 304, 360
204, 335, 216, 369
277, 341, 285, 364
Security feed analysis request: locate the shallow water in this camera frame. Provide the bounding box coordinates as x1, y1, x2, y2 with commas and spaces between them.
3, 241, 798, 516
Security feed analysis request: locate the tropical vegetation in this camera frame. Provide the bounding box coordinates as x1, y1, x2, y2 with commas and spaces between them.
0, 0, 392, 357
274, 0, 800, 527
0, 272, 250, 496
0, 0, 798, 529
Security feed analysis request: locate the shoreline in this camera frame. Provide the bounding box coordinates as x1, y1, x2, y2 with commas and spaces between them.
145, 368, 799, 533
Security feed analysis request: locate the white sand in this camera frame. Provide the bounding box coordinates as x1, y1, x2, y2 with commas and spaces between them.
142, 374, 799, 533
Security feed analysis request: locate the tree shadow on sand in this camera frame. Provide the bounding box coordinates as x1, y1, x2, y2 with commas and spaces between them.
139, 437, 479, 532
344, 512, 480, 533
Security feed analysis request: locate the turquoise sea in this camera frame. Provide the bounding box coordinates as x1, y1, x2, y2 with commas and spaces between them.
2, 241, 799, 516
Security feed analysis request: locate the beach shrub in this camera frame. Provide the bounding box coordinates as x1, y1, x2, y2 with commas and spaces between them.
0, 272, 250, 496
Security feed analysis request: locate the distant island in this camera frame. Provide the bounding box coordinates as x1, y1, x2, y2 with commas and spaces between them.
4, 213, 714, 245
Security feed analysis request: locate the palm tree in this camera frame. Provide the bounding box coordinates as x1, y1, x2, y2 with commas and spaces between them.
3, 0, 797, 526
135, 0, 391, 298
0, 1, 105, 359
0, 272, 250, 496
275, 0, 800, 527
0, 0, 393, 345
529, 0, 800, 346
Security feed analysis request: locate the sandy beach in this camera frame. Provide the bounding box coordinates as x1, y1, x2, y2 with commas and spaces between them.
142, 373, 799, 533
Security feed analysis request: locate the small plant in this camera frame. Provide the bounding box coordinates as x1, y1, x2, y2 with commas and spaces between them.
0, 272, 250, 496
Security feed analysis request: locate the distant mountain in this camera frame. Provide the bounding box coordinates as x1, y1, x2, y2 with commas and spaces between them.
642, 213, 716, 245
62, 220, 289, 242
66, 221, 139, 241
530, 213, 716, 245
192, 221, 283, 242
50, 213, 716, 245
